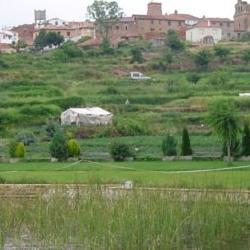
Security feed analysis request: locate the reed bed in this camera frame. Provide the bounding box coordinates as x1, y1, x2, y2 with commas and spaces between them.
0, 188, 249, 249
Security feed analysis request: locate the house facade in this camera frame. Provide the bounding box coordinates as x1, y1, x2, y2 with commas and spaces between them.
186, 20, 222, 44
0, 29, 18, 45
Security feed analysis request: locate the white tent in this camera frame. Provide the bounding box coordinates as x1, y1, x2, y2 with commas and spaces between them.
61, 107, 113, 126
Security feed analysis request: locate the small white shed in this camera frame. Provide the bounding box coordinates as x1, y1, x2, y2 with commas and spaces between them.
61, 107, 113, 126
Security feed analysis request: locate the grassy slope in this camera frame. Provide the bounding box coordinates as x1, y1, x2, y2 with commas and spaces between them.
0, 161, 249, 189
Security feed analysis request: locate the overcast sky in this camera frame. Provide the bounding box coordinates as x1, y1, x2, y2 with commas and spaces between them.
0, 0, 237, 27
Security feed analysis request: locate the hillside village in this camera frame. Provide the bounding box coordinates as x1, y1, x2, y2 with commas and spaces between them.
1, 0, 250, 52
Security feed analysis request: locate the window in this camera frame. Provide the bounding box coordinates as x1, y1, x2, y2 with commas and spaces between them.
67, 32, 70, 37
159, 20, 161, 25
55, 21, 58, 25
178, 21, 182, 26
227, 22, 231, 27
125, 26, 128, 31
150, 28, 155, 32
168, 21, 171, 26
116, 26, 119, 30
220, 22, 223, 27
151, 20, 154, 25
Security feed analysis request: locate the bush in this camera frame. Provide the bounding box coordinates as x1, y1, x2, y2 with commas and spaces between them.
166, 30, 185, 51
186, 73, 201, 84
242, 49, 250, 63
50, 130, 68, 161
67, 139, 81, 158
194, 49, 211, 69
9, 141, 25, 158
181, 128, 192, 156
162, 134, 177, 156
214, 46, 230, 59
45, 120, 59, 139
100, 38, 114, 55
50, 96, 85, 109
109, 142, 132, 161
131, 47, 144, 64
115, 118, 148, 136
208, 70, 231, 86
15, 143, 25, 158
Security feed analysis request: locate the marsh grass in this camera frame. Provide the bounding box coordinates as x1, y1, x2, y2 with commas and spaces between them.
0, 189, 249, 249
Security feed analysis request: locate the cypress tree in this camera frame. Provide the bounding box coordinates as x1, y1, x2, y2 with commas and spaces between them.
241, 124, 250, 156
181, 128, 192, 156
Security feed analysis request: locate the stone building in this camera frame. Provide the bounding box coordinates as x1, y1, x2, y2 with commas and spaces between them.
234, 0, 250, 37
107, 2, 234, 45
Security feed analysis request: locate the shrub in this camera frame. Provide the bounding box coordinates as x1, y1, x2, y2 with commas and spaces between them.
181, 128, 192, 156
186, 73, 201, 84
115, 118, 148, 136
100, 38, 114, 55
131, 47, 144, 64
50, 130, 68, 161
194, 49, 211, 69
67, 139, 81, 158
9, 141, 25, 158
208, 70, 231, 86
109, 142, 132, 161
166, 30, 185, 51
50, 96, 85, 109
162, 134, 177, 156
241, 124, 250, 156
15, 143, 25, 158
45, 120, 59, 139
214, 46, 230, 59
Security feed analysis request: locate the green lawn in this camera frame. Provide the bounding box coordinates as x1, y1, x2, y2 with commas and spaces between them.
0, 161, 249, 189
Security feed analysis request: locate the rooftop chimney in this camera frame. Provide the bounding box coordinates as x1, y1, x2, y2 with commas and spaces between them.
147, 2, 162, 16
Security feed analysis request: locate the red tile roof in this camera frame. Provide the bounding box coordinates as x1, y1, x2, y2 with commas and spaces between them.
167, 13, 199, 21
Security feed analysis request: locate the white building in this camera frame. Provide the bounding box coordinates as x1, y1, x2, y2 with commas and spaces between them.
0, 30, 19, 45
186, 20, 222, 44
61, 107, 113, 126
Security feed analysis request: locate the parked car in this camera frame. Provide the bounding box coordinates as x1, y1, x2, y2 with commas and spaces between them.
130, 72, 151, 80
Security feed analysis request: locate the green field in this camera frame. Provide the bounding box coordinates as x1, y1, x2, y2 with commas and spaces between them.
0, 161, 249, 189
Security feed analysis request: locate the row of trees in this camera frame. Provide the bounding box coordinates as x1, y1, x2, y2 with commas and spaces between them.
162, 129, 192, 157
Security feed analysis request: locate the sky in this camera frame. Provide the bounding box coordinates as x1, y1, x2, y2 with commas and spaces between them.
0, 0, 237, 27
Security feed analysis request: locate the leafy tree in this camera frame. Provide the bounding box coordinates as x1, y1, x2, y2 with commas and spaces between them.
34, 30, 64, 49
166, 30, 184, 51
45, 120, 59, 139
67, 139, 81, 158
87, 0, 123, 39
214, 46, 230, 59
50, 129, 68, 161
162, 134, 177, 156
181, 128, 192, 156
14, 40, 27, 52
241, 124, 250, 156
207, 99, 239, 164
131, 47, 144, 64
186, 73, 201, 84
109, 142, 132, 161
242, 49, 250, 63
194, 49, 211, 69
240, 32, 250, 42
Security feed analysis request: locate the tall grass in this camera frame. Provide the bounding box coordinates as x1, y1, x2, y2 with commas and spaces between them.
0, 189, 249, 249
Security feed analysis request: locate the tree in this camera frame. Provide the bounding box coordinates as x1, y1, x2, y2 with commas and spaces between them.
166, 30, 184, 51
131, 47, 144, 64
9, 141, 25, 158
34, 30, 64, 49
241, 124, 250, 156
87, 0, 123, 39
67, 139, 81, 158
162, 134, 177, 156
181, 128, 192, 156
207, 99, 239, 164
50, 129, 68, 161
194, 49, 211, 69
